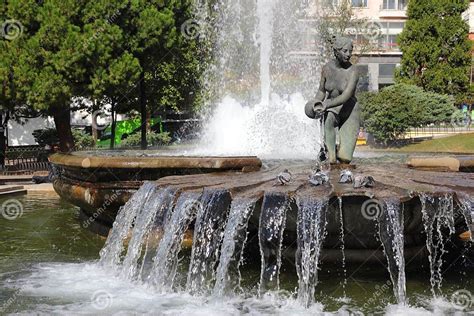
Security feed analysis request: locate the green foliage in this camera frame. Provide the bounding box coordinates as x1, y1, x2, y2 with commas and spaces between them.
1, 0, 204, 150
359, 84, 455, 144
33, 128, 94, 149
456, 84, 474, 105
121, 131, 171, 147
32, 128, 59, 147
72, 129, 94, 149
396, 0, 471, 97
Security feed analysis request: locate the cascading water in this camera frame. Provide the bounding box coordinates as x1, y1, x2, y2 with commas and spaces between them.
296, 198, 328, 308
258, 193, 290, 293
338, 197, 348, 298
378, 198, 406, 304
186, 190, 231, 294
191, 0, 323, 159
419, 193, 455, 295
99, 182, 158, 267
148, 191, 203, 290
213, 199, 256, 297
120, 187, 176, 281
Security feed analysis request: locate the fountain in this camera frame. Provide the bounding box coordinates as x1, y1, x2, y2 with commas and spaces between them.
47, 0, 474, 312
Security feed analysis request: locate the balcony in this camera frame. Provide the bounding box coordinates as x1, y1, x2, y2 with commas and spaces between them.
379, 0, 408, 18
379, 9, 407, 18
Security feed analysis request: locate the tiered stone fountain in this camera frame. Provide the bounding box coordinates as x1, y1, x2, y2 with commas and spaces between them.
49, 0, 474, 308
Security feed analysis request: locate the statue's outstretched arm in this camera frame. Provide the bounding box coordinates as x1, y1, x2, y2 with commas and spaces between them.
324, 70, 358, 109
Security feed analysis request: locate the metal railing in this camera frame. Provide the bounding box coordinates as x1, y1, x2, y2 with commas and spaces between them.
406, 125, 473, 138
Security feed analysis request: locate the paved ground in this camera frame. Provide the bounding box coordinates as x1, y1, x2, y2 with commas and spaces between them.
0, 183, 57, 197
24, 183, 56, 194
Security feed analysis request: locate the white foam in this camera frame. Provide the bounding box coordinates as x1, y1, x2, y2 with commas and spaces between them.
9, 262, 325, 315
193, 93, 321, 159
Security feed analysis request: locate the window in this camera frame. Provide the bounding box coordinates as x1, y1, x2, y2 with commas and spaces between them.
378, 34, 399, 50
383, 0, 407, 10
379, 64, 396, 78
357, 65, 370, 92
352, 0, 368, 8
383, 0, 396, 9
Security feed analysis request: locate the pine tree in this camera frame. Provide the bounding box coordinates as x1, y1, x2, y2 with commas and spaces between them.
1, 0, 203, 151
396, 0, 471, 97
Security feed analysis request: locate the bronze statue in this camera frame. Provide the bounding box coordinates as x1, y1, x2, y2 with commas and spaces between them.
305, 36, 360, 164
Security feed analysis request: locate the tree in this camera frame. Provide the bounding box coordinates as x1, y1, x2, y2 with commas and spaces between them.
2, 0, 203, 152
1, 4, 44, 165
396, 0, 471, 97
6, 0, 89, 152
82, 0, 202, 149
105, 0, 201, 149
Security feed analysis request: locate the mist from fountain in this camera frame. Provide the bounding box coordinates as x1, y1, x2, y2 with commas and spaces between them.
190, 0, 323, 159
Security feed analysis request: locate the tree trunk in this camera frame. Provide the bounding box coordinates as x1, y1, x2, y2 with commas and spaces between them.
52, 105, 75, 152
110, 100, 117, 149
92, 100, 98, 146
0, 113, 6, 170
139, 71, 147, 150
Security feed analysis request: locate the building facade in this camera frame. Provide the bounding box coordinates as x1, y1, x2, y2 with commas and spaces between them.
350, 0, 407, 91
309, 0, 474, 92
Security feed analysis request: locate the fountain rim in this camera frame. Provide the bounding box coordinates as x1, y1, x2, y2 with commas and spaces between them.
49, 152, 263, 170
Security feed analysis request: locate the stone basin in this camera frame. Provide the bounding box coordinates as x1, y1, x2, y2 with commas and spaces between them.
49, 152, 262, 226
50, 152, 474, 264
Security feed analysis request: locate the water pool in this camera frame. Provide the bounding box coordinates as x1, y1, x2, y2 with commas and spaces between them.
0, 194, 472, 315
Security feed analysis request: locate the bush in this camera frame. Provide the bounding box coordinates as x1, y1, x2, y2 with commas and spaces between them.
33, 128, 94, 149
359, 84, 455, 145
72, 129, 95, 150
121, 131, 172, 147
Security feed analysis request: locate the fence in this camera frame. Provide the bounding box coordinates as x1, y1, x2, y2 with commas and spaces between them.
3, 146, 51, 173
406, 125, 472, 139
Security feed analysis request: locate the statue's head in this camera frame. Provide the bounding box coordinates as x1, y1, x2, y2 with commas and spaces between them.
333, 36, 353, 64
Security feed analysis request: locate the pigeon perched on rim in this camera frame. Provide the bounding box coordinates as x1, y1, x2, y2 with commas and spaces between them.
339, 169, 354, 184
275, 169, 292, 186
309, 170, 329, 186
353, 175, 375, 188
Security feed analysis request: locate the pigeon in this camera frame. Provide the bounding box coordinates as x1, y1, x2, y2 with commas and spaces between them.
353, 175, 375, 188
339, 169, 353, 184
275, 169, 292, 186
309, 170, 329, 186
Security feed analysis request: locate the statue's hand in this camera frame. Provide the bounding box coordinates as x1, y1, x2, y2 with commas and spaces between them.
313, 101, 325, 116
321, 100, 331, 112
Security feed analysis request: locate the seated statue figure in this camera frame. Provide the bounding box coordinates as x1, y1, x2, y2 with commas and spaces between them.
305, 36, 360, 164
